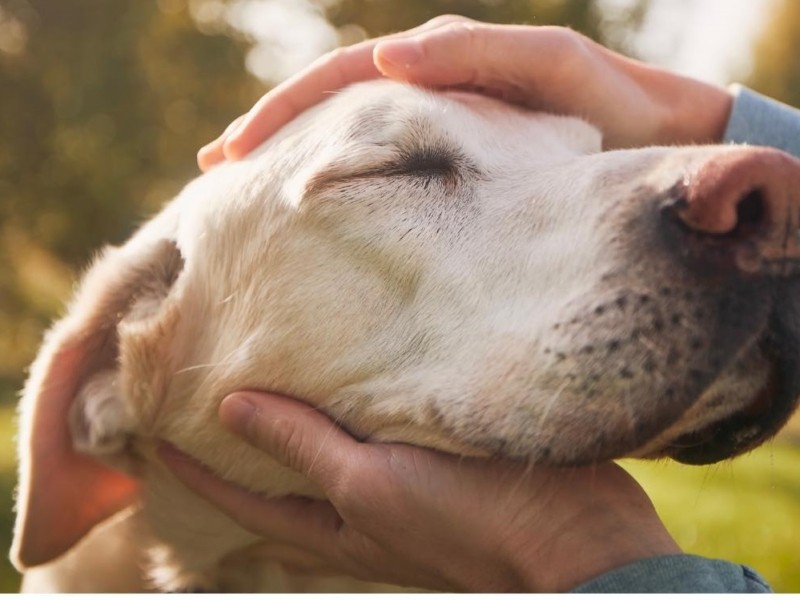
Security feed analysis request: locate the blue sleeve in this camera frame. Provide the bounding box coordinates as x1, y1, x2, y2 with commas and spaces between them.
571, 554, 772, 593
723, 83, 800, 158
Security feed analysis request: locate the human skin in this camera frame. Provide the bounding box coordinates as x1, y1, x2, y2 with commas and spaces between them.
160, 393, 680, 592
171, 16, 743, 590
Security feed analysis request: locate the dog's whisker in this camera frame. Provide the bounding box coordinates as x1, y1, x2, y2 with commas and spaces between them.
175, 336, 261, 391
173, 358, 248, 376
536, 379, 570, 435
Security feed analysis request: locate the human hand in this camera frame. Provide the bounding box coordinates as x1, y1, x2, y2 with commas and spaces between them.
159, 392, 680, 592
198, 16, 734, 171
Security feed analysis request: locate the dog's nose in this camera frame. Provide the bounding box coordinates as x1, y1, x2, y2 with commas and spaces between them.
664, 148, 800, 275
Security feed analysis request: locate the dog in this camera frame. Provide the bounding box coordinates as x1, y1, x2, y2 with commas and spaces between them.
11, 80, 800, 591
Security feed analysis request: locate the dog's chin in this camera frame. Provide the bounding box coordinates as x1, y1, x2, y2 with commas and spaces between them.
620, 282, 800, 465
657, 360, 778, 464
640, 330, 800, 465
668, 354, 798, 465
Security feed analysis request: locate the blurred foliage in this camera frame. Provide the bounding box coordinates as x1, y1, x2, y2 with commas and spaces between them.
0, 0, 798, 592
0, 0, 264, 385
0, 405, 17, 591
748, 0, 800, 107
326, 0, 642, 45
622, 442, 800, 593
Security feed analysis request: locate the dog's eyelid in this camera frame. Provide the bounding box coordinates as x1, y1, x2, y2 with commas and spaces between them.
395, 146, 456, 176
390, 143, 483, 180
302, 143, 481, 197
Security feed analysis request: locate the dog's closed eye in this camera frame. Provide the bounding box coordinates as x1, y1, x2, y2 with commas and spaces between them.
304, 144, 481, 198
393, 146, 458, 178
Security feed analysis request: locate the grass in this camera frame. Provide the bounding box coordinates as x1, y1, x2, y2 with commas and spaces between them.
621, 441, 800, 592
0, 399, 797, 592
0, 403, 20, 592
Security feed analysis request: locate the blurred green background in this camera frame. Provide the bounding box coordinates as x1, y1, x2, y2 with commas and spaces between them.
1, 0, 799, 592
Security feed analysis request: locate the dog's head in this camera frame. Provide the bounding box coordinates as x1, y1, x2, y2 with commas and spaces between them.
13, 81, 800, 576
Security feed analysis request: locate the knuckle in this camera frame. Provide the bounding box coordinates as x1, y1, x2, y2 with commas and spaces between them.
326, 461, 379, 521
264, 416, 306, 468
326, 465, 359, 507
543, 26, 590, 62
445, 20, 488, 54
425, 14, 471, 28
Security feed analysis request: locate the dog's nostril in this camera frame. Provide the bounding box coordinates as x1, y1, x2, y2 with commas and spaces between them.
730, 189, 766, 239
661, 148, 800, 276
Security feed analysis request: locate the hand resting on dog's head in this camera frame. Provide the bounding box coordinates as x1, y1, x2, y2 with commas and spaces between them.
199, 16, 733, 170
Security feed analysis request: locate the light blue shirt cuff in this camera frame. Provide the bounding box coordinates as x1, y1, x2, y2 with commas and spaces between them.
724, 83, 800, 158
571, 554, 772, 593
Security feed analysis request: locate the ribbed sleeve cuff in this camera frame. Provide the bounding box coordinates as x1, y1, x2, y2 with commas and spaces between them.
571, 554, 772, 593
724, 83, 800, 158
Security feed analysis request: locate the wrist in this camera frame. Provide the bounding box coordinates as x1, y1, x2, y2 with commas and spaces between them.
656, 75, 734, 146
503, 468, 681, 592
515, 514, 680, 592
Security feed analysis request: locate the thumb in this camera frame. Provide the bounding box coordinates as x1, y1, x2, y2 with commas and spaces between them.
219, 392, 358, 490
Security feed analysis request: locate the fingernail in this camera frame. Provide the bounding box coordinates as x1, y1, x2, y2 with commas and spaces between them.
198, 140, 216, 155
219, 393, 258, 435
376, 39, 422, 69
197, 145, 218, 171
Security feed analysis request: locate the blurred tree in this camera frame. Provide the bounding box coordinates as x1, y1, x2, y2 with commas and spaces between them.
326, 0, 634, 44
747, 0, 800, 108
0, 0, 262, 385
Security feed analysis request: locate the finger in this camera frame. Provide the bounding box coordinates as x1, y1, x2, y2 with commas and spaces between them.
374, 23, 580, 97
221, 45, 378, 160
222, 16, 470, 160
197, 139, 225, 172
197, 115, 246, 171
218, 393, 362, 490
158, 441, 342, 546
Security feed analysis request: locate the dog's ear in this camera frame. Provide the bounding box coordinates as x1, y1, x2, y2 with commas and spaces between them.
11, 238, 184, 569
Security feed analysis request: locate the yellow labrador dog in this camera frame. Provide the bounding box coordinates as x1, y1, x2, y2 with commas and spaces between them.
12, 81, 800, 591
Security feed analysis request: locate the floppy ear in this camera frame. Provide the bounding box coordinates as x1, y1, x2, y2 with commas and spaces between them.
11, 239, 183, 569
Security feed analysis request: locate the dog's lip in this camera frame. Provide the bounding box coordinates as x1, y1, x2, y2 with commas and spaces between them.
660, 281, 800, 465
666, 328, 799, 465
666, 360, 778, 462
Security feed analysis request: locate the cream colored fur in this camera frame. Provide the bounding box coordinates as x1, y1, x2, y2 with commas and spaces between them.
13, 81, 786, 591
